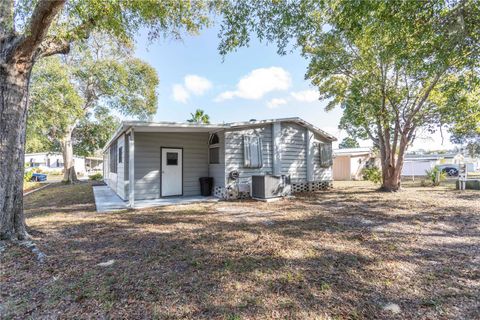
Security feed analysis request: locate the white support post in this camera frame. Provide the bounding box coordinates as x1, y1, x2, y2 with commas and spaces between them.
306, 129, 315, 183
272, 122, 281, 176
128, 129, 135, 208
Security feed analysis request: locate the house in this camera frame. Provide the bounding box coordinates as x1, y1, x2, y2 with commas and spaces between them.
85, 157, 104, 173
401, 152, 472, 177
102, 117, 336, 206
332, 148, 379, 180
25, 152, 103, 175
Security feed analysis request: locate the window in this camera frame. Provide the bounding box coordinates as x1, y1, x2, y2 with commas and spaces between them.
243, 135, 263, 168
209, 133, 220, 145
209, 147, 220, 164
118, 147, 123, 163
166, 152, 178, 165
110, 141, 117, 173
209, 133, 221, 165
319, 143, 333, 168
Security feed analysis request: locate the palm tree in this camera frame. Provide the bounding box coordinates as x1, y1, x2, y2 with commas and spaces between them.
187, 109, 210, 124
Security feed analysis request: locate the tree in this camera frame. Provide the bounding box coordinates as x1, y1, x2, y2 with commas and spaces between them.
187, 109, 210, 124
72, 114, 120, 158
218, 0, 480, 191
339, 137, 359, 149
442, 76, 480, 156
0, 0, 213, 240
28, 37, 158, 183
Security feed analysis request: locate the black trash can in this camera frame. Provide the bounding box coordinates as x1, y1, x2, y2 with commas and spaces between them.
199, 177, 214, 196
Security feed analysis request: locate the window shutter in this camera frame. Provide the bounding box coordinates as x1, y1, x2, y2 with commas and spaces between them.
243, 135, 251, 167
244, 135, 263, 168
320, 143, 333, 168
258, 138, 263, 167
250, 137, 260, 168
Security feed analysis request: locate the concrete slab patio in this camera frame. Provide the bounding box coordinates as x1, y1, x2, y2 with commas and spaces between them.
133, 196, 219, 209
93, 185, 127, 212
93, 185, 219, 212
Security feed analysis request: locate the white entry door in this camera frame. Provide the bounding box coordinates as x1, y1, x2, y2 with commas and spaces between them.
161, 148, 183, 196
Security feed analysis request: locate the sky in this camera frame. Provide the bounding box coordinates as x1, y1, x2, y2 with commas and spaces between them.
133, 26, 455, 151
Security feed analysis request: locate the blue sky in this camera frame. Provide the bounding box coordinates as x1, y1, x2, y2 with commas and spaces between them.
133, 26, 453, 150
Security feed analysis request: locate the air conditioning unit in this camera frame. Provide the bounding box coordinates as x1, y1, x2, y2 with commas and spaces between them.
251, 175, 291, 199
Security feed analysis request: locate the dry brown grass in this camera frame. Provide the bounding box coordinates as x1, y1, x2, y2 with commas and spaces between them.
1, 181, 479, 319
23, 181, 42, 193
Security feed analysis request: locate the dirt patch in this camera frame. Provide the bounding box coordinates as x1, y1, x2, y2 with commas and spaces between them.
1, 181, 479, 319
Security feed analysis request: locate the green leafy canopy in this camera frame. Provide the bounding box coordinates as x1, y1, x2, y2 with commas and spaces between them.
27, 36, 159, 155
218, 0, 480, 189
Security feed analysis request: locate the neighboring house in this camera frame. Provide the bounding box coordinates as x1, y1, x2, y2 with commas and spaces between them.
401, 152, 477, 176
85, 157, 103, 173
102, 117, 336, 206
25, 152, 102, 175
333, 148, 379, 181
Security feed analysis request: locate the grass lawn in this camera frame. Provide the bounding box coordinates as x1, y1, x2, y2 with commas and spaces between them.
2, 181, 479, 319
22, 181, 43, 193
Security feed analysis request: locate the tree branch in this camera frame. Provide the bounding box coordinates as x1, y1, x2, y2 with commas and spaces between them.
13, 0, 66, 62
35, 37, 70, 59
405, 71, 444, 127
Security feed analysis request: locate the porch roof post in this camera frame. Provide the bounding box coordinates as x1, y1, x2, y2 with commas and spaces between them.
128, 129, 135, 208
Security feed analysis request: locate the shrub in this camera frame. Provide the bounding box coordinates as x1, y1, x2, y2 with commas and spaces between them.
89, 172, 103, 181
362, 166, 382, 184
24, 170, 33, 182
32, 167, 45, 174
425, 167, 446, 186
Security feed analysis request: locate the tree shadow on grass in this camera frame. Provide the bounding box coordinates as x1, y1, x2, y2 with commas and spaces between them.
6, 182, 479, 319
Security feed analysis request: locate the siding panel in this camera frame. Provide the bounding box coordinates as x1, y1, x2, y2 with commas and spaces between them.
280, 122, 307, 181
224, 125, 273, 183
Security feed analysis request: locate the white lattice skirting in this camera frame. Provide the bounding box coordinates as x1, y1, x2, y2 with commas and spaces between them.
213, 186, 225, 198
291, 180, 332, 193
213, 180, 332, 199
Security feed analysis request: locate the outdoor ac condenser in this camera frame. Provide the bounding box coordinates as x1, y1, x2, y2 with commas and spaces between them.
251, 175, 291, 199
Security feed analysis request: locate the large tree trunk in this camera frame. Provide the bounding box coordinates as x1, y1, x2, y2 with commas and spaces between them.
380, 159, 402, 192
0, 62, 32, 240
379, 133, 408, 192
0, 0, 67, 240
61, 125, 78, 183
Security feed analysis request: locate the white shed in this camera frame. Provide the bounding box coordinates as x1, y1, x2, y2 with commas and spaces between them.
333, 148, 378, 181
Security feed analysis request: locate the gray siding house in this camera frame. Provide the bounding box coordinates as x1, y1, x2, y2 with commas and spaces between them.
103, 118, 336, 206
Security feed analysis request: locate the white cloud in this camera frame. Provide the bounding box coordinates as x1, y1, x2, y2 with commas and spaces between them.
266, 98, 288, 109
184, 75, 212, 95
172, 74, 212, 104
291, 89, 319, 103
172, 84, 190, 103
215, 67, 291, 102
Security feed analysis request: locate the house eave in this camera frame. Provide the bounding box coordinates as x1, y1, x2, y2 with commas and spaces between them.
102, 117, 337, 153
102, 122, 227, 153
227, 117, 337, 142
